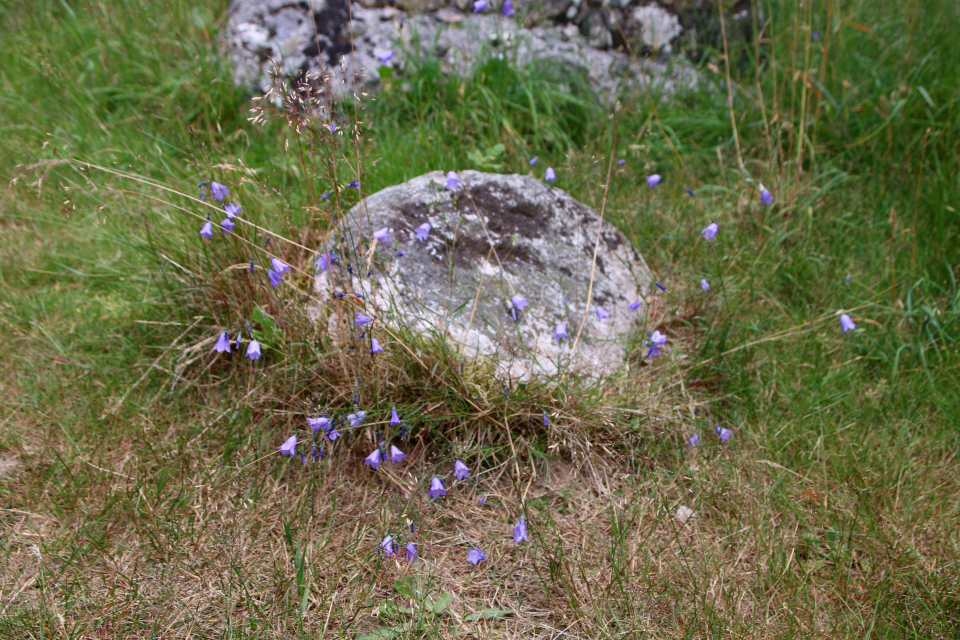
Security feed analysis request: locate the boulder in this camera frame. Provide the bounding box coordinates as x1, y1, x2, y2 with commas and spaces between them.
313, 171, 654, 379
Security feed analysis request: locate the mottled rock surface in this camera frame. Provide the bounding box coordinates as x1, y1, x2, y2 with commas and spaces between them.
313, 171, 654, 379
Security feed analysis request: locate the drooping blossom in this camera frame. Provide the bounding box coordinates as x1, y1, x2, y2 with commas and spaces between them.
701, 222, 719, 241
308, 417, 330, 434
511, 294, 528, 311
555, 323, 568, 341
647, 330, 666, 358
466, 548, 486, 565
315, 252, 336, 271
390, 407, 401, 426
389, 446, 407, 464
235, 331, 242, 348
688, 434, 700, 447
246, 339, 261, 360
349, 411, 366, 427
214, 331, 231, 353
372, 227, 390, 243
760, 188, 774, 205
618, 159, 626, 165
329, 122, 338, 134
277, 435, 297, 457
326, 425, 340, 440
840, 314, 856, 332
414, 223, 431, 241
479, 494, 487, 505
348, 181, 359, 189
473, 0, 486, 12
656, 282, 668, 292
646, 174, 661, 188
596, 306, 610, 321
701, 279, 711, 292
377, 50, 393, 64
529, 157, 538, 166
686, 188, 694, 196
364, 449, 382, 470
267, 269, 283, 288
716, 426, 733, 443
379, 535, 394, 557
845, 274, 852, 285
513, 518, 528, 544
199, 218, 213, 238
454, 460, 470, 481
355, 312, 372, 326
429, 477, 446, 499
501, 0, 514, 16
544, 167, 556, 182
220, 218, 235, 233
371, 337, 384, 354
406, 542, 417, 562
321, 192, 331, 200
270, 259, 289, 275
211, 182, 228, 201
629, 301, 643, 311
224, 203, 241, 218
445, 171, 462, 190
542, 411, 549, 426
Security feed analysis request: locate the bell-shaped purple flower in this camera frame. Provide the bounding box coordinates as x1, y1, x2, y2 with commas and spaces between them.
389, 446, 407, 464
647, 330, 666, 358
224, 202, 241, 218
760, 188, 774, 205
618, 159, 626, 166
429, 477, 446, 499
629, 301, 643, 311
542, 411, 549, 426
596, 306, 610, 321
245, 339, 261, 360
414, 223, 431, 241
688, 434, 700, 447
326, 426, 340, 440
686, 188, 695, 196
513, 518, 528, 544
473, 0, 486, 12
529, 156, 538, 166
277, 435, 297, 457
378, 50, 393, 64
364, 449, 382, 470
555, 323, 568, 341
840, 314, 856, 332
445, 171, 462, 190
329, 122, 338, 134
511, 294, 528, 311
372, 227, 390, 243
646, 174, 661, 188
544, 167, 556, 182
199, 218, 214, 238
355, 312, 372, 326
371, 337, 384, 354
501, 0, 514, 15
315, 252, 337, 271
214, 331, 231, 353
211, 182, 228, 201
348, 411, 366, 427
220, 218, 236, 233
716, 426, 732, 443
348, 181, 360, 189
454, 460, 470, 481
267, 269, 283, 288
270, 258, 289, 275
701, 222, 719, 241
405, 541, 417, 562
701, 279, 711, 292
308, 417, 330, 434
379, 535, 394, 556
390, 407, 401, 426
466, 548, 486, 565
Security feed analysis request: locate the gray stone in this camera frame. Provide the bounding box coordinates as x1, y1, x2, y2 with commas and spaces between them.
312, 171, 654, 379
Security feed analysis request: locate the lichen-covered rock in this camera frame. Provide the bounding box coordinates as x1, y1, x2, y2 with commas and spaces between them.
313, 171, 654, 379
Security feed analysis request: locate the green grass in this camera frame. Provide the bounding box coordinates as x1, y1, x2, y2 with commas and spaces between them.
1, 0, 959, 637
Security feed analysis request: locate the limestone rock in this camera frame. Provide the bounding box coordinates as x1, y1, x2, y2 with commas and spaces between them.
313, 171, 654, 379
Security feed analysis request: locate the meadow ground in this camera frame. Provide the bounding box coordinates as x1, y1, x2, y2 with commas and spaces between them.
0, 0, 958, 637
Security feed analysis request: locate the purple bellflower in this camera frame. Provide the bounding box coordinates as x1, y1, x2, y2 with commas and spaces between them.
214, 331, 231, 353
380, 535, 394, 556
277, 435, 297, 457
840, 314, 856, 332
716, 425, 733, 442
479, 494, 487, 504
466, 548, 486, 565
211, 182, 228, 201
688, 434, 700, 447
529, 156, 538, 166
224, 202, 241, 218
389, 446, 407, 464
406, 542, 417, 562
596, 306, 610, 321
329, 122, 338, 134
629, 301, 643, 311
371, 337, 384, 354
473, 0, 486, 12
315, 252, 336, 271
544, 167, 556, 182
267, 269, 283, 288
812, 31, 820, 41
348, 181, 360, 189
321, 192, 331, 200
686, 188, 695, 196
445, 171, 462, 190
702, 222, 719, 241
646, 174, 661, 188
378, 50, 393, 64
414, 223, 431, 241
220, 218, 236, 233
513, 518, 528, 543
355, 312, 372, 326
701, 279, 711, 292
760, 188, 774, 205
372, 227, 390, 243
390, 407, 401, 426
555, 323, 568, 341
501, 0, 514, 15
364, 449, 382, 470
454, 460, 470, 481
543, 411, 549, 426
429, 477, 446, 499
618, 159, 626, 166
845, 274, 852, 285
647, 330, 666, 358
246, 339, 261, 360
270, 258, 289, 275
349, 411, 366, 427
656, 282, 667, 292
511, 295, 528, 311
199, 218, 213, 238
308, 417, 330, 434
